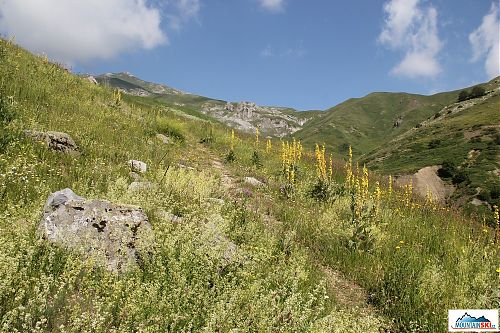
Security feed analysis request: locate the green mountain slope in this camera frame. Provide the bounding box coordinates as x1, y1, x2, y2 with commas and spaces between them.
98, 71, 499, 212
96, 72, 219, 107
362, 79, 500, 212
1, 38, 498, 333
294, 90, 461, 155
96, 72, 318, 137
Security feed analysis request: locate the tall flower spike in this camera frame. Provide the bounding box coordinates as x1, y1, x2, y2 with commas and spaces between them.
230, 129, 235, 150
388, 175, 393, 197
374, 181, 381, 216
494, 205, 499, 244
329, 154, 333, 180
362, 164, 369, 200
266, 138, 272, 154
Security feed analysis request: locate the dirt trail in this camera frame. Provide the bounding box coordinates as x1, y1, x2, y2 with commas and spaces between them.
209, 156, 377, 315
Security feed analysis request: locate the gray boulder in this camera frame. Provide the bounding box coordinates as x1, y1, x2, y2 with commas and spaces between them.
128, 160, 147, 173
25, 130, 79, 155
39, 188, 154, 273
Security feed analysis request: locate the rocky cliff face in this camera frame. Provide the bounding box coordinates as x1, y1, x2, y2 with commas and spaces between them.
201, 101, 310, 137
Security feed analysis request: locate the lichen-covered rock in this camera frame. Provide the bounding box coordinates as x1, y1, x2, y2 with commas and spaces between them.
128, 159, 147, 173
25, 130, 80, 155
39, 188, 154, 273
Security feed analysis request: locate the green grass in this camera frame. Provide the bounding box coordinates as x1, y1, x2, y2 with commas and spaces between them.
294, 91, 459, 155
362, 92, 500, 216
0, 38, 498, 333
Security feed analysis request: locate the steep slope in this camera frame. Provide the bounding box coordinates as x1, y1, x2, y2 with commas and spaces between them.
1, 38, 498, 333
294, 90, 459, 155
96, 72, 317, 137
362, 77, 500, 212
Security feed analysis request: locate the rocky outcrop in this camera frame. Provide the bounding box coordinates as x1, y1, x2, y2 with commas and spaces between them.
202, 101, 309, 137
39, 188, 154, 273
25, 130, 80, 155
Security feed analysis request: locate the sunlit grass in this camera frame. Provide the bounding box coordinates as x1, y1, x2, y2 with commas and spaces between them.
0, 38, 498, 333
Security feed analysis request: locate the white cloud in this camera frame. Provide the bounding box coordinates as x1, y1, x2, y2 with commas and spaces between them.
0, 0, 167, 64
258, 0, 284, 12
166, 0, 200, 30
379, 0, 420, 48
469, 2, 500, 78
391, 51, 440, 77
379, 0, 442, 78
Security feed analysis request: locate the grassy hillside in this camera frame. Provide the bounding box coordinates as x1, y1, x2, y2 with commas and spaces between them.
96, 72, 225, 110
362, 79, 500, 214
1, 39, 499, 333
294, 90, 459, 155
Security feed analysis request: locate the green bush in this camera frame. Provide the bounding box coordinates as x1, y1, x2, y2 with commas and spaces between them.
457, 90, 469, 102
428, 139, 441, 149
251, 150, 262, 168
490, 185, 500, 200
437, 160, 456, 178
470, 85, 486, 98
224, 149, 236, 163
452, 170, 469, 185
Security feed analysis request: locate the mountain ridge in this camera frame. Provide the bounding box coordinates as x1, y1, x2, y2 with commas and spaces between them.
93, 72, 499, 212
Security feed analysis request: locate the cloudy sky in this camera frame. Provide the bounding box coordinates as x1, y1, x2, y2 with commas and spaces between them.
0, 0, 498, 110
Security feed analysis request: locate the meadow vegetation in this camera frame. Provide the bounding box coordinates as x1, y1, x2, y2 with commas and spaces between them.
0, 38, 498, 332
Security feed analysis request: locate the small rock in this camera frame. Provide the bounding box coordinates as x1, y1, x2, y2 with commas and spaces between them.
25, 130, 80, 155
156, 134, 170, 144
39, 188, 154, 273
128, 160, 147, 173
471, 198, 485, 206
244, 176, 264, 187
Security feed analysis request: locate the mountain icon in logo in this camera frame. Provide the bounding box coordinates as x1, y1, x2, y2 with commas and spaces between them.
449, 310, 498, 331
456, 313, 492, 324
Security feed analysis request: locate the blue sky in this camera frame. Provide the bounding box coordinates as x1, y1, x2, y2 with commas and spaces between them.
0, 0, 499, 110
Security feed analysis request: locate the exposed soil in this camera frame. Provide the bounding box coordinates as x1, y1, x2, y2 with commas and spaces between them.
396, 165, 455, 203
